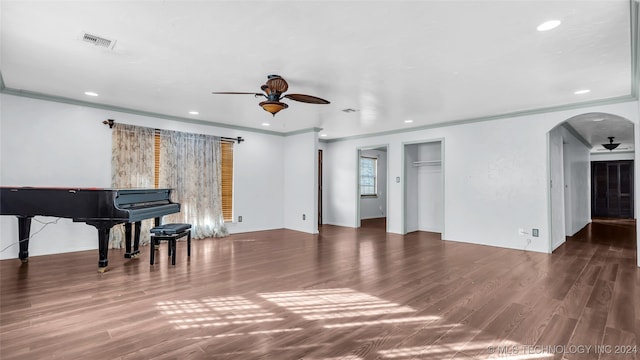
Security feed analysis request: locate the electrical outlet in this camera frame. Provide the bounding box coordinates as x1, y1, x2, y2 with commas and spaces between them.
238, 215, 242, 222
302, 214, 306, 220
532, 228, 539, 237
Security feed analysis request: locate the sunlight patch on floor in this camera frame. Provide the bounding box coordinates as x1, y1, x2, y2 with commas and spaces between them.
156, 296, 282, 330
259, 288, 415, 320
323, 317, 445, 328
156, 288, 549, 359
378, 342, 553, 359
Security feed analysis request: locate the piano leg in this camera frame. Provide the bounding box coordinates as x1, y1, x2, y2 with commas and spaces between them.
96, 226, 110, 272
124, 222, 141, 258
133, 221, 141, 255
17, 216, 32, 263
124, 223, 132, 257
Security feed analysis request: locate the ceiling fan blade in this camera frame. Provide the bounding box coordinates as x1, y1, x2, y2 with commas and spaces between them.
212, 91, 264, 96
284, 93, 330, 104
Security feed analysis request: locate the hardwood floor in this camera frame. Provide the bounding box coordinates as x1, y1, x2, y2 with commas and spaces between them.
1, 219, 638, 359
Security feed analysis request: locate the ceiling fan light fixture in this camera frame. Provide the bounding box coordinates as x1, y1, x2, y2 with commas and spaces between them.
259, 101, 288, 116
602, 136, 620, 151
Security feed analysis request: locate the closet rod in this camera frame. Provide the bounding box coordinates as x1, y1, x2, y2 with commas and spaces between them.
412, 160, 441, 166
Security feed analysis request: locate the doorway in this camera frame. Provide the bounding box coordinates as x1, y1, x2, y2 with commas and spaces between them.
547, 112, 635, 252
403, 140, 444, 235
357, 145, 388, 230
592, 160, 634, 218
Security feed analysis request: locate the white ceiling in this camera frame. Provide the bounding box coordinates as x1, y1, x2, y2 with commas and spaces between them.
0, 1, 636, 141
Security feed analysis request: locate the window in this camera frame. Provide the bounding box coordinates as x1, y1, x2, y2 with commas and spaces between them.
220, 141, 234, 222
154, 130, 161, 188
154, 130, 234, 222
360, 156, 377, 196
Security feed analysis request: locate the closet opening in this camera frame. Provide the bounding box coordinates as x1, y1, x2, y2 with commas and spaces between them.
403, 140, 444, 236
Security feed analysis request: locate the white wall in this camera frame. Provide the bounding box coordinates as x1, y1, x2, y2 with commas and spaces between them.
324, 139, 359, 228
404, 145, 419, 232
359, 149, 387, 220
0, 94, 286, 259
324, 101, 639, 254
225, 132, 284, 234
283, 130, 318, 234
590, 151, 635, 161
559, 126, 591, 237
549, 127, 566, 249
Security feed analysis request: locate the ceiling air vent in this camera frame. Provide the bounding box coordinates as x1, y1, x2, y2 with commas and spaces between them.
82, 32, 116, 49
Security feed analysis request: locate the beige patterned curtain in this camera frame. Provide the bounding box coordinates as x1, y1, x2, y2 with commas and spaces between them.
110, 123, 155, 248
159, 129, 228, 239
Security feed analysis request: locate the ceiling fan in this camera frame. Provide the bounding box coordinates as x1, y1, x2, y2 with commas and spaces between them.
212, 75, 330, 116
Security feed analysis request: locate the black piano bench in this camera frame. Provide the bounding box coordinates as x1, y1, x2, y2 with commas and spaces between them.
149, 223, 192, 266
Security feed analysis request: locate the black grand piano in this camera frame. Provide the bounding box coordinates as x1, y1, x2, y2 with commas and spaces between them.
0, 187, 180, 272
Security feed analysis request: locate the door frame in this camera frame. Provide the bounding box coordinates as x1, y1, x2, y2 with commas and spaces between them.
547, 131, 567, 251
356, 144, 389, 231
318, 149, 323, 226
401, 138, 445, 236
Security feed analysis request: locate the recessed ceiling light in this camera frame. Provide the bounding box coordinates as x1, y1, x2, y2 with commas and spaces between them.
84, 91, 98, 97
404, 119, 414, 123
188, 111, 199, 115
574, 89, 590, 95
320, 134, 327, 137
262, 122, 270, 126
537, 20, 561, 32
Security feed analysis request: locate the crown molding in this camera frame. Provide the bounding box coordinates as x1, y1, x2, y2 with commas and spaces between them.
0, 85, 285, 137
283, 127, 323, 136
5, 83, 633, 144
324, 95, 637, 143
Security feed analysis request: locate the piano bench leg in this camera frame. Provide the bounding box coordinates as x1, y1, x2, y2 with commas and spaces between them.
187, 231, 191, 257
170, 239, 177, 266
150, 238, 156, 265
149, 229, 190, 267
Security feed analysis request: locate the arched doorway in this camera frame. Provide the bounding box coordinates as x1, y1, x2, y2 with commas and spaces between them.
548, 112, 635, 251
